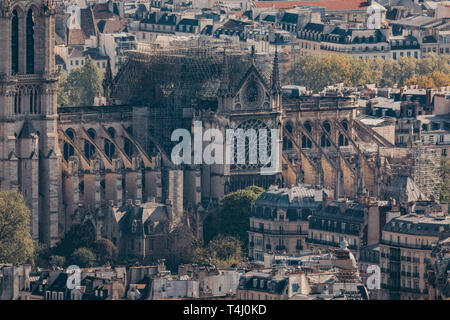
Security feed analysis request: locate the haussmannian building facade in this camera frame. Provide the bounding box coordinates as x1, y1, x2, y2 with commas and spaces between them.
380, 213, 450, 300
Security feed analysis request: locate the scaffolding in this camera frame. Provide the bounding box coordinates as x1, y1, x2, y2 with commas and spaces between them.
413, 145, 441, 200
112, 42, 272, 155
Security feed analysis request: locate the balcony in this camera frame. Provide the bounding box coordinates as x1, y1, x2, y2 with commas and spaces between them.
381, 240, 432, 251
306, 238, 358, 250
275, 245, 286, 251
249, 227, 308, 236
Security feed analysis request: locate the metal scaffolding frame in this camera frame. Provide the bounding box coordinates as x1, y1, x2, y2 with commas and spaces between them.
413, 145, 441, 200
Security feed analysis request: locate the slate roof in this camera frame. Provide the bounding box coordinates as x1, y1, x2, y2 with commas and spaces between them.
113, 202, 169, 236
281, 12, 299, 24
422, 35, 437, 43
219, 19, 251, 33
255, 185, 331, 208
382, 175, 427, 203
303, 22, 325, 33
262, 14, 276, 22
320, 201, 366, 221
178, 18, 199, 26
384, 214, 450, 237
256, 0, 373, 11
80, 7, 96, 37
201, 25, 213, 35
238, 272, 288, 295
157, 13, 178, 25
55, 54, 65, 66
47, 273, 68, 292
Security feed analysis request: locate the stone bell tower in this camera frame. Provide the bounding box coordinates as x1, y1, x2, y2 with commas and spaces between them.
0, 0, 61, 245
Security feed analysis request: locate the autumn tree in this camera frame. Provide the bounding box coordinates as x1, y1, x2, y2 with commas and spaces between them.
193, 235, 243, 268
288, 53, 450, 90
93, 238, 118, 265
0, 191, 34, 264
405, 71, 450, 89
57, 56, 104, 107
405, 75, 436, 89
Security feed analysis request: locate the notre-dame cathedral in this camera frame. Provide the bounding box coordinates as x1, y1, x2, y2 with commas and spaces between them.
0, 1, 398, 257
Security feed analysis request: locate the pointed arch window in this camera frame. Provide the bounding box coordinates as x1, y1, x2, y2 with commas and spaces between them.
321, 134, 331, 147
11, 10, 19, 74
104, 139, 115, 159
26, 9, 35, 74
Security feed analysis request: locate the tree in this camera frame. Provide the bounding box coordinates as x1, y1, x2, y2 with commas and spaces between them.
287, 53, 450, 90
396, 57, 418, 86
49, 255, 66, 268
34, 243, 52, 267
165, 225, 196, 272
430, 71, 450, 88
54, 220, 97, 258
58, 56, 104, 107
0, 191, 34, 264
215, 186, 264, 248
405, 75, 435, 89
193, 235, 243, 268
405, 71, 450, 89
93, 238, 118, 265
70, 247, 97, 268
57, 71, 70, 107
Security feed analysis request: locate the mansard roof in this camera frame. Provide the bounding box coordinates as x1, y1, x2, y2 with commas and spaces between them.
113, 201, 169, 236
238, 272, 289, 294
254, 185, 331, 208
280, 12, 299, 24
384, 214, 450, 237
310, 201, 366, 223
303, 22, 325, 33
255, 0, 375, 11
